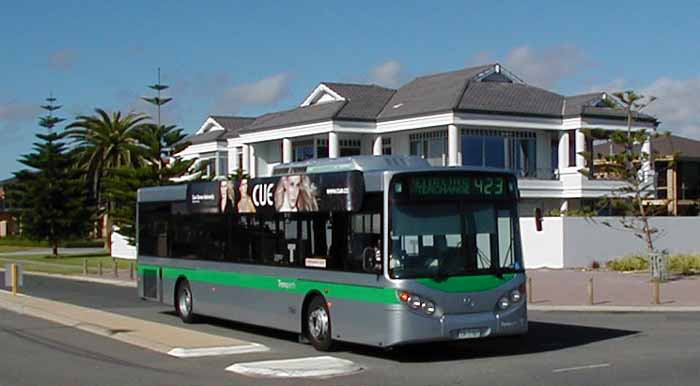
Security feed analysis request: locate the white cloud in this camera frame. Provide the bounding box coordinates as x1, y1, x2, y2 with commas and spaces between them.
641, 76, 700, 139
469, 44, 589, 89
48, 49, 78, 71
223, 73, 290, 105
584, 78, 627, 94
369, 60, 402, 88
0, 102, 40, 122
505, 45, 588, 88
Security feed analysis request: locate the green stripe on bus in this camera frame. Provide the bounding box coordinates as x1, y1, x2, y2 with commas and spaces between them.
136, 264, 514, 301
416, 273, 515, 292
138, 264, 400, 305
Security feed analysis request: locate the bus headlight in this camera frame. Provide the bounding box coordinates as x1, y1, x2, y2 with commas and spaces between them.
498, 297, 510, 310
421, 300, 436, 315
408, 295, 422, 310
397, 290, 437, 315
510, 289, 522, 303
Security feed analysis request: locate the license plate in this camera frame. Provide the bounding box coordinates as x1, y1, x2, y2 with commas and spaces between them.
456, 328, 482, 339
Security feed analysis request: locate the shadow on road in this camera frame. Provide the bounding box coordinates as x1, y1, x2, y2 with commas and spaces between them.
346, 321, 638, 362
167, 311, 638, 362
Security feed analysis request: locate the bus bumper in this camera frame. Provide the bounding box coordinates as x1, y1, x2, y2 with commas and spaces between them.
383, 301, 527, 347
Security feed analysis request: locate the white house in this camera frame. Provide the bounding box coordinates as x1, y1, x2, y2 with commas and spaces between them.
178, 63, 659, 218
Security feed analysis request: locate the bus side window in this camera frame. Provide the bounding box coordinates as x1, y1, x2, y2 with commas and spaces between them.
346, 213, 381, 273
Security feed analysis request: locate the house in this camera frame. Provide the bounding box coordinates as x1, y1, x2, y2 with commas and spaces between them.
177, 63, 659, 216
0, 177, 18, 238
594, 134, 700, 215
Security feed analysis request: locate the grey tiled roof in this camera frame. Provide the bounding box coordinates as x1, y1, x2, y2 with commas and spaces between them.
193, 64, 659, 140
458, 82, 564, 117
181, 116, 256, 144
579, 106, 657, 123
593, 134, 700, 159
563, 93, 605, 116
241, 101, 347, 133
378, 65, 493, 120
240, 83, 396, 133
323, 83, 396, 120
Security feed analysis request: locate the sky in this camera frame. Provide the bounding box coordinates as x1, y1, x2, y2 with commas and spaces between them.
2, 0, 700, 180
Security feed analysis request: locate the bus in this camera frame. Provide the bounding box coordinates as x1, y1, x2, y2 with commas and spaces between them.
136, 155, 527, 351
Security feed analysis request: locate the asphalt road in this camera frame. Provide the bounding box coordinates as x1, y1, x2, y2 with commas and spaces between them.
1, 274, 699, 386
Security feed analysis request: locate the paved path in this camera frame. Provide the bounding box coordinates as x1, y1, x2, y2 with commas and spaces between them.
527, 269, 700, 307
0, 290, 265, 358
0, 247, 106, 257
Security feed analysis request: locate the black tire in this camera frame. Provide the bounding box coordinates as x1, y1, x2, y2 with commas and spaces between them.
175, 280, 197, 323
305, 296, 334, 351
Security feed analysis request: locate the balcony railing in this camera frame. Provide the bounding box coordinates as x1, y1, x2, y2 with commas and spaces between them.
517, 168, 557, 180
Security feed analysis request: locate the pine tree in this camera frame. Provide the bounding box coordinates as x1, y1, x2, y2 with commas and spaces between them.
7, 96, 93, 256
105, 70, 193, 244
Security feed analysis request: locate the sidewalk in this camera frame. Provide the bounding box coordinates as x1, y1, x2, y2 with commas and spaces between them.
0, 290, 268, 357
526, 269, 700, 309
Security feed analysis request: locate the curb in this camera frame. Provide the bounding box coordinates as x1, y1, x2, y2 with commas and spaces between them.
529, 305, 700, 312
0, 290, 266, 358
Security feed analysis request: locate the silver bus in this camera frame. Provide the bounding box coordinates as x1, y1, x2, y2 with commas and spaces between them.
137, 156, 527, 351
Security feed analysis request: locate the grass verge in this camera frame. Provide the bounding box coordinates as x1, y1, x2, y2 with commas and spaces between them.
0, 253, 133, 276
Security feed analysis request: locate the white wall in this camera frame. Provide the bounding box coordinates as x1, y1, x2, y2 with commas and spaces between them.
111, 230, 136, 260
520, 217, 564, 268
521, 216, 700, 268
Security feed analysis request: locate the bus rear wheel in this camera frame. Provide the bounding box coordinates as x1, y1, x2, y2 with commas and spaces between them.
305, 296, 334, 351
175, 280, 197, 323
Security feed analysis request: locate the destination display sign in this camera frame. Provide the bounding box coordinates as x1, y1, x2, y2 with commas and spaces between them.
393, 173, 514, 200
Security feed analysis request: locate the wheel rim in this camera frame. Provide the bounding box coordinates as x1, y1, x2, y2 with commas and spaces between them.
308, 306, 329, 340
179, 287, 192, 316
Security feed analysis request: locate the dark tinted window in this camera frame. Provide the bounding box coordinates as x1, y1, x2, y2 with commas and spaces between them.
138, 202, 170, 257
138, 193, 382, 274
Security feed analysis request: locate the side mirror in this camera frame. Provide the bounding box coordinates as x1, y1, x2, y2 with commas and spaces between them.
534, 208, 543, 232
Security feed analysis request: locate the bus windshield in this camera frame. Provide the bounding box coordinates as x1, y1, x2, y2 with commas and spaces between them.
389, 200, 522, 279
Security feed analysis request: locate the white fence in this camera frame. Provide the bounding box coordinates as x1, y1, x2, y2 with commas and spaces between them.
521, 216, 700, 268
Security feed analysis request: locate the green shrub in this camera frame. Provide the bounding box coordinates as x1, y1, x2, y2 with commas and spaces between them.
668, 254, 700, 275
607, 254, 700, 274
607, 255, 649, 271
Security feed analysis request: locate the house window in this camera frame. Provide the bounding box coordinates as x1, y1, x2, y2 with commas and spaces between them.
551, 138, 559, 171
382, 137, 392, 155
568, 130, 577, 167
293, 140, 315, 161
217, 151, 228, 177
409, 131, 447, 165
340, 139, 361, 157
461, 129, 537, 177
316, 138, 329, 158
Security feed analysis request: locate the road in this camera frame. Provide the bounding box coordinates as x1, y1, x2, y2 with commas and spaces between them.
0, 274, 698, 385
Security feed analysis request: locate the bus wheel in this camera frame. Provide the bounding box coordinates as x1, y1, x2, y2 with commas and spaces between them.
305, 296, 334, 351
175, 280, 197, 323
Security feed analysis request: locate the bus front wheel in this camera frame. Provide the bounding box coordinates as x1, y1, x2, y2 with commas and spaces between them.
175, 279, 197, 323
305, 296, 334, 351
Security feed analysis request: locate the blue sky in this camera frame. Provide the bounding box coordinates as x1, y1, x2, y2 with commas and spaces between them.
2, 0, 700, 179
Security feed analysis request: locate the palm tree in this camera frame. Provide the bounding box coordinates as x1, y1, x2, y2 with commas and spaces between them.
65, 109, 149, 249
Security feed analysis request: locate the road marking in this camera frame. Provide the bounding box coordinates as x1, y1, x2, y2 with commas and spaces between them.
553, 363, 611, 373
226, 356, 364, 378
168, 343, 269, 358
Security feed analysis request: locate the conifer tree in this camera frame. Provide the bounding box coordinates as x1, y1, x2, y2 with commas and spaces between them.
7, 96, 93, 256
105, 69, 193, 244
